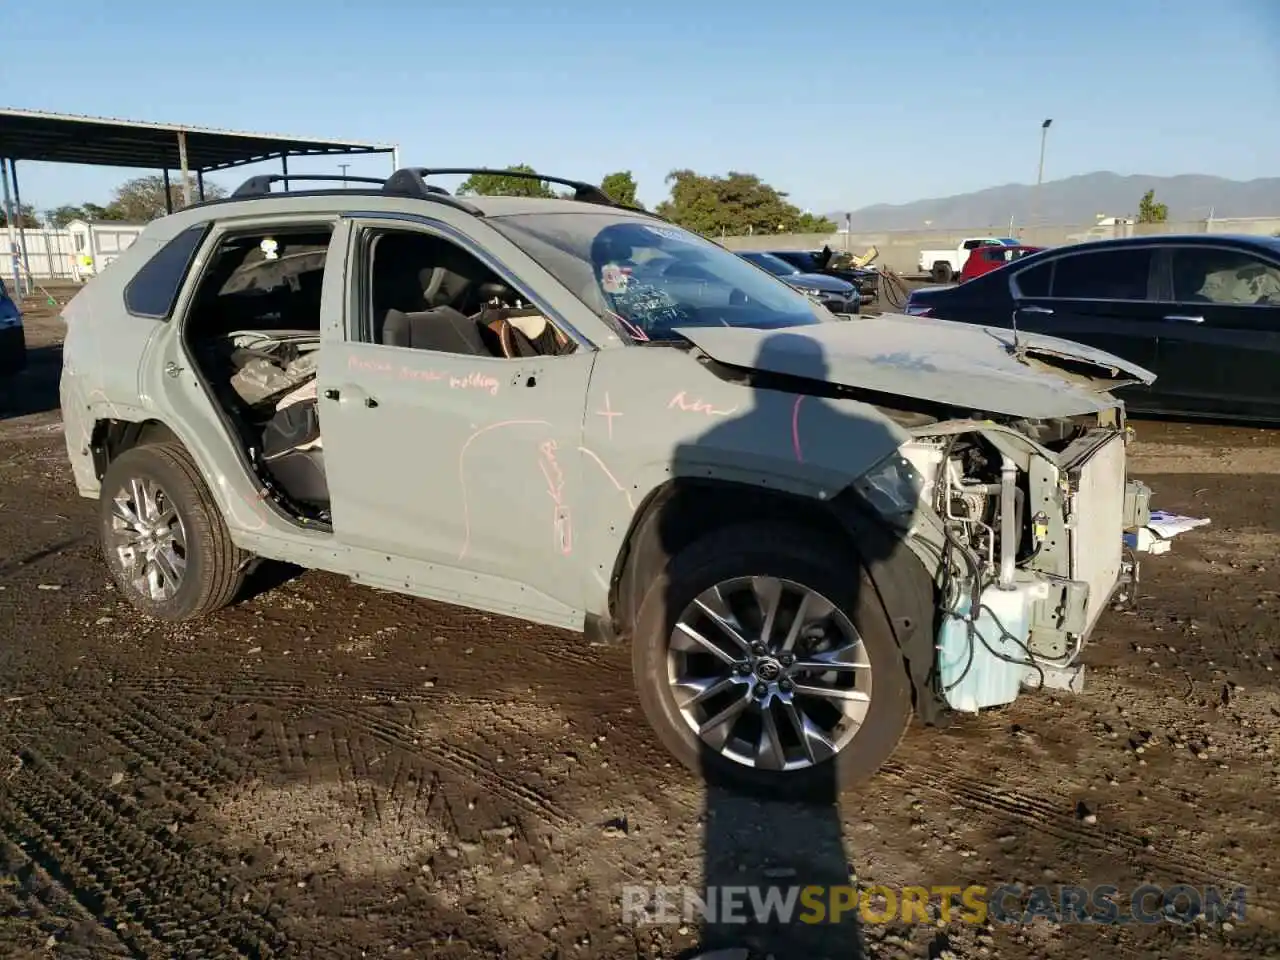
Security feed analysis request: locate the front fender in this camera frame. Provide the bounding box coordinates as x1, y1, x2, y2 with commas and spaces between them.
574, 346, 910, 617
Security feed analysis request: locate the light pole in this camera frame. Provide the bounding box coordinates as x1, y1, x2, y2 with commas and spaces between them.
1037, 118, 1052, 187
339, 163, 350, 186
1031, 118, 1052, 234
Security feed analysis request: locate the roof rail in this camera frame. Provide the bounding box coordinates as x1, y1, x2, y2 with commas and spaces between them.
227, 166, 660, 220
403, 167, 616, 206
231, 173, 387, 197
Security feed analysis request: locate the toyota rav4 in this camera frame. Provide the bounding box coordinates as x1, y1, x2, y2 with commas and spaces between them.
59, 167, 1156, 796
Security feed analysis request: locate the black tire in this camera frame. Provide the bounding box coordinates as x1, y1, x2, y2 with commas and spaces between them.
631, 522, 914, 799
931, 261, 953, 284
98, 441, 249, 621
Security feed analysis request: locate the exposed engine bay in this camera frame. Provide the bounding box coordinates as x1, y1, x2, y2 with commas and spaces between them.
856, 406, 1152, 714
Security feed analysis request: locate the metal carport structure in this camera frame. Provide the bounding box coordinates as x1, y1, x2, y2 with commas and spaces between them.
0, 107, 398, 292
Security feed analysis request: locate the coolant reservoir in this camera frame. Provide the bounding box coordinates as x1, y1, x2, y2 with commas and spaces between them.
938, 581, 1047, 712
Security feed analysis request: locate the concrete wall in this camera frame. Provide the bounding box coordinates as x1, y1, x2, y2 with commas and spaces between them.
717, 216, 1280, 274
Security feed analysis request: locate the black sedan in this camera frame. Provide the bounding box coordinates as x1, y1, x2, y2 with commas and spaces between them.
903, 234, 1280, 424
767, 247, 880, 301
737, 252, 861, 314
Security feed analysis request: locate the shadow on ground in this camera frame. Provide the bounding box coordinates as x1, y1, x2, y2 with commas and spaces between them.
649, 332, 923, 959
0, 343, 63, 420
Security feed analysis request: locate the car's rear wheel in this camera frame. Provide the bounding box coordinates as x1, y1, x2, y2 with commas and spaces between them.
631, 522, 914, 799
931, 261, 953, 283
98, 441, 249, 620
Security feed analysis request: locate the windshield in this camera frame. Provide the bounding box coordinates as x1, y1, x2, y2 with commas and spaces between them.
489, 213, 826, 341
997, 237, 1020, 245
740, 252, 800, 277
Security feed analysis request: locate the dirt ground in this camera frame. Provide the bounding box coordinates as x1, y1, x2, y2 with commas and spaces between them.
0, 292, 1277, 960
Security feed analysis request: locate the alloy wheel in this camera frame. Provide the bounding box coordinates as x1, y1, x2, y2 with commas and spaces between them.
109, 477, 188, 602
667, 576, 872, 771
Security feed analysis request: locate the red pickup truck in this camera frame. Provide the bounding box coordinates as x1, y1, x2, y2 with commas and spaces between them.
959, 244, 1042, 282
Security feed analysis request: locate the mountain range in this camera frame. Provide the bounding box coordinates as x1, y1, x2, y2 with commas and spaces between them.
828, 172, 1280, 231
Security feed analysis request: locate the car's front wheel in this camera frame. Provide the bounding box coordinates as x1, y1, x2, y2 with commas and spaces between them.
631, 522, 914, 799
98, 441, 249, 620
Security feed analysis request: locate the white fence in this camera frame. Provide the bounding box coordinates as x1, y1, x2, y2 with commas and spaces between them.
6, 228, 78, 280
5, 221, 146, 285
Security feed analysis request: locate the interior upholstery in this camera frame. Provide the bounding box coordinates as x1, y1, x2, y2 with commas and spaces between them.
370, 232, 574, 358
383, 306, 496, 354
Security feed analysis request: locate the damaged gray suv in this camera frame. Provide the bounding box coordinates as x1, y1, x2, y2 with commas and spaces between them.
59, 167, 1156, 796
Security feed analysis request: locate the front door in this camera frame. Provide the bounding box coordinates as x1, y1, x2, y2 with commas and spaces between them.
1152, 244, 1280, 420
318, 217, 597, 622
1012, 245, 1163, 408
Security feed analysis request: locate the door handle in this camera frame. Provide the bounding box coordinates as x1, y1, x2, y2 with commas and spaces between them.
323, 385, 379, 406
1163, 314, 1204, 324
1017, 304, 1054, 315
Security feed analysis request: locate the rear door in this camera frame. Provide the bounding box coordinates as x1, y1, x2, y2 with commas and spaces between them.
1006, 246, 1162, 406
1151, 243, 1280, 420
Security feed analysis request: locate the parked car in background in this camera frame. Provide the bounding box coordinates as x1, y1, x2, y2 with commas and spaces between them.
904, 234, 1280, 423
0, 276, 25, 375
918, 237, 1020, 283
765, 248, 879, 303
959, 244, 1043, 282
737, 251, 860, 314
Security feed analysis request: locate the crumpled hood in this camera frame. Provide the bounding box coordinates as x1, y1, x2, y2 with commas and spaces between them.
672, 312, 1157, 420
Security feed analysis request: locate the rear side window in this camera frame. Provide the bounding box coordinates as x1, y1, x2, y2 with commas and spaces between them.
1012, 260, 1052, 297
1170, 247, 1280, 305
123, 223, 209, 319
1051, 248, 1152, 301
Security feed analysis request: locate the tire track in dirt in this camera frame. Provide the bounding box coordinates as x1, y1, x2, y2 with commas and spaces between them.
111, 675, 512, 709
876, 757, 1273, 911
314, 704, 577, 831
73, 697, 249, 812
0, 741, 289, 958
0, 836, 135, 958
529, 641, 630, 680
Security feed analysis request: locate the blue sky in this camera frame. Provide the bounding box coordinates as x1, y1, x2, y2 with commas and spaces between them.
2, 0, 1277, 217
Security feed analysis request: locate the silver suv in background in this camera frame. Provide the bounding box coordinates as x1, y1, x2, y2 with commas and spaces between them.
59, 167, 1156, 797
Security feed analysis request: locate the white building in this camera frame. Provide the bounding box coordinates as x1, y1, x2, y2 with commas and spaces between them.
66, 219, 146, 281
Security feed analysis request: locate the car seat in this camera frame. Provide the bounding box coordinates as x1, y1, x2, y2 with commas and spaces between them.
383, 305, 494, 355
260, 389, 328, 510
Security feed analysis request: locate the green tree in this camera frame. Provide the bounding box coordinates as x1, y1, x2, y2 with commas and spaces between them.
46, 205, 89, 228
82, 202, 124, 221
654, 170, 836, 237
0, 203, 40, 228
600, 170, 641, 208
1137, 189, 1168, 224
456, 164, 556, 198
103, 175, 227, 221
